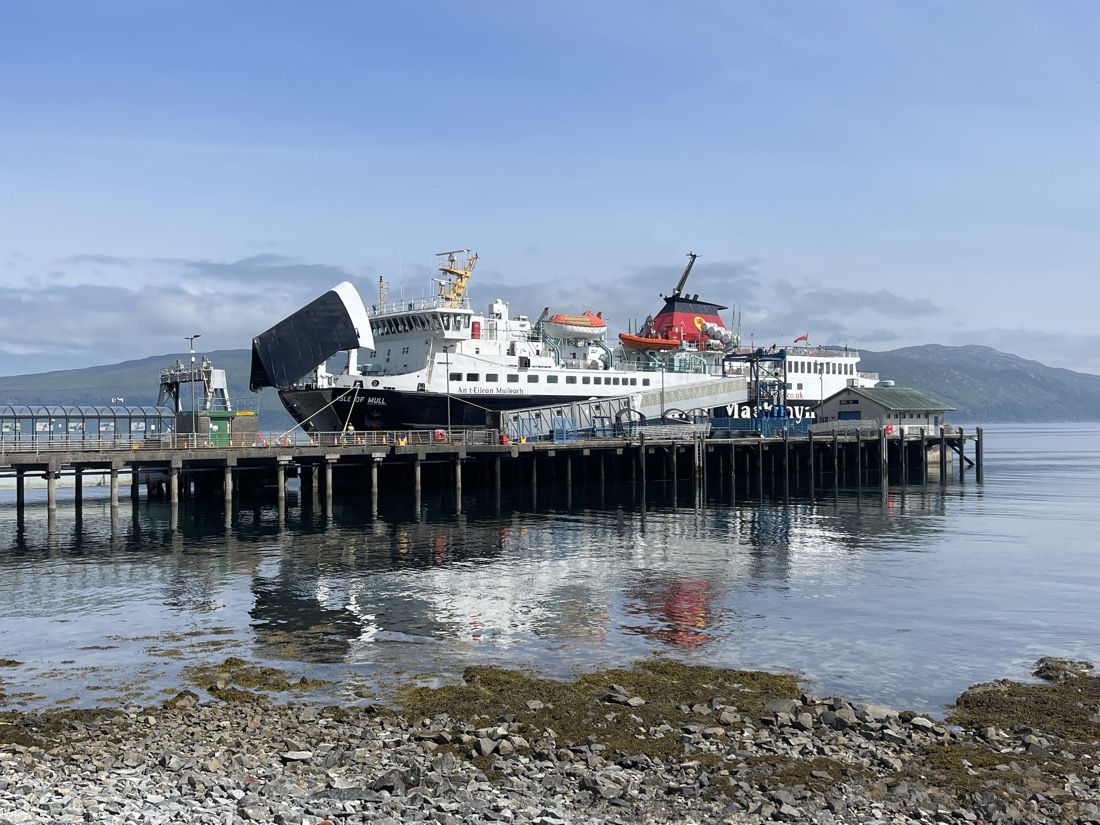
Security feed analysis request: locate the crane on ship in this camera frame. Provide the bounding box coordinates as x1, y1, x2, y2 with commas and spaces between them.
670, 251, 699, 297
435, 249, 478, 307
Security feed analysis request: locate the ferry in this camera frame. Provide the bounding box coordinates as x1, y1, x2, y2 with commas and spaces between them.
248, 249, 879, 432
250, 250, 748, 432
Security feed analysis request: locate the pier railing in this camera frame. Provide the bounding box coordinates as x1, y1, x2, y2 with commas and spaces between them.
0, 422, 975, 455
0, 423, 710, 454
0, 429, 514, 454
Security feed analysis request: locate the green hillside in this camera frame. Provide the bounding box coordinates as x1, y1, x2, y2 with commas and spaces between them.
859, 345, 1100, 423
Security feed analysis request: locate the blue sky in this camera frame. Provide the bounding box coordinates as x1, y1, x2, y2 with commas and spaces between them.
3, 0, 1099, 378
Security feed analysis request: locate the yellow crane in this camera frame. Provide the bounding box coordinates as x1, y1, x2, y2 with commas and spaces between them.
435, 249, 478, 307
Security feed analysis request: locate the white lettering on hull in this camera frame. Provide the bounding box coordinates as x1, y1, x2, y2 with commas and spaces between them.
722, 402, 818, 422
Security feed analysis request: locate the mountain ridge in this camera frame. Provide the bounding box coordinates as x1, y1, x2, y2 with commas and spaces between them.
858, 344, 1100, 423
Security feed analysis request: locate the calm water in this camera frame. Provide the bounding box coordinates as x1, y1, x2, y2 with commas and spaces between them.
1, 423, 1097, 717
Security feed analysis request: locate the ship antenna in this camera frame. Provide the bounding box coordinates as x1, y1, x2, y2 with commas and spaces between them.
671, 251, 698, 297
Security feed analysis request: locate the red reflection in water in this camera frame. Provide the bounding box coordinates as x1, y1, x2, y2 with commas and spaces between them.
623, 578, 721, 648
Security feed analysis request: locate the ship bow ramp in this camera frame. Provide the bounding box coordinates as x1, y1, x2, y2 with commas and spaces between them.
249, 282, 374, 391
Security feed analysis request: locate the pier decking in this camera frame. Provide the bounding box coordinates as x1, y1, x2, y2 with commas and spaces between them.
1, 426, 983, 525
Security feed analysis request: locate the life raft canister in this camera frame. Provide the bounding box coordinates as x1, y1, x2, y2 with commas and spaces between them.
885, 424, 894, 434
433, 428, 447, 442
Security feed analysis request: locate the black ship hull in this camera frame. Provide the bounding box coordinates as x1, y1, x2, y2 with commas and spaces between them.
279, 387, 583, 432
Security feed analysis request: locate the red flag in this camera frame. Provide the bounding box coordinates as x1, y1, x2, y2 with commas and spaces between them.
793, 333, 809, 343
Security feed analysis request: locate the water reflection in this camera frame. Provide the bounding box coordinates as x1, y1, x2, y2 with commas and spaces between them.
0, 472, 1022, 713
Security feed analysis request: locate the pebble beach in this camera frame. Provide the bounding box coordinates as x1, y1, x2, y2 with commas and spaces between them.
1, 657, 1098, 825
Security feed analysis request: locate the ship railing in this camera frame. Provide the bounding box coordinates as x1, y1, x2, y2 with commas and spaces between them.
624, 360, 724, 376
372, 296, 471, 315
785, 345, 861, 357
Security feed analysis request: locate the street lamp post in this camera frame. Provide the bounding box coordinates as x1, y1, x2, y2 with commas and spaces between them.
816, 362, 824, 421
660, 358, 666, 417
444, 345, 453, 440
185, 334, 201, 446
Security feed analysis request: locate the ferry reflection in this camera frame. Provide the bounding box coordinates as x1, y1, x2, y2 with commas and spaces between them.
623, 577, 722, 647
244, 485, 966, 664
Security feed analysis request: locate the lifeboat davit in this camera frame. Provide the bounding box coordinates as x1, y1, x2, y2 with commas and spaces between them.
543, 310, 606, 339
618, 332, 681, 351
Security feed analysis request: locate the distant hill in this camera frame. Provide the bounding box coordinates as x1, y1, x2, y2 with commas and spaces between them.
859, 344, 1100, 423
2, 344, 1099, 426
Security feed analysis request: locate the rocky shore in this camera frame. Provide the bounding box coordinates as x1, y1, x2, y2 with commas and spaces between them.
1, 657, 1098, 825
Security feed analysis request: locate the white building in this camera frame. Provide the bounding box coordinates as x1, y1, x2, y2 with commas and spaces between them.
813, 386, 956, 433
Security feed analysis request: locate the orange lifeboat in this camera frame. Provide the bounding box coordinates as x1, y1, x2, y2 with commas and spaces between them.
618, 332, 681, 351
543, 310, 606, 339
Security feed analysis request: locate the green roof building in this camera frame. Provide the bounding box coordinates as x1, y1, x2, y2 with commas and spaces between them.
815, 386, 956, 433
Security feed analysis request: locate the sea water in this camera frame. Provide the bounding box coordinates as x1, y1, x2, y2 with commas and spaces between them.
1, 423, 1097, 717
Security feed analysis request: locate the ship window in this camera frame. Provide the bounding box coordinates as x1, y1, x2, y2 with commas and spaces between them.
642, 379, 650, 386
507, 374, 519, 383
449, 372, 462, 382
612, 377, 620, 385
582, 376, 591, 385
464, 315, 471, 328
546, 375, 559, 383
592, 377, 601, 385
486, 373, 498, 382
630, 378, 637, 386
527, 375, 539, 383
565, 375, 576, 384
466, 373, 478, 381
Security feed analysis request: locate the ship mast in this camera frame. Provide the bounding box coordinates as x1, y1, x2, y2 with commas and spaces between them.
435, 249, 478, 307
671, 251, 698, 297
378, 275, 389, 312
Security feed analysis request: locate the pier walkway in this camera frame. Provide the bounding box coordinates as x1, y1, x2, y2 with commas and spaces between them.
1, 425, 983, 519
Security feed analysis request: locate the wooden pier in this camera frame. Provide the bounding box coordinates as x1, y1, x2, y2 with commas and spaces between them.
0, 426, 982, 524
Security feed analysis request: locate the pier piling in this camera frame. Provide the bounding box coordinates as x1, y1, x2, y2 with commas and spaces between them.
0, 423, 984, 518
